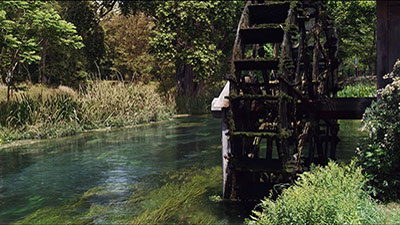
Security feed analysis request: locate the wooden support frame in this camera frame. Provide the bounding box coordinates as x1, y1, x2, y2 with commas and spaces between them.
377, 1, 400, 89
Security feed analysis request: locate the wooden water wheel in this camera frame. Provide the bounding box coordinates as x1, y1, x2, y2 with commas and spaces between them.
218, 0, 341, 200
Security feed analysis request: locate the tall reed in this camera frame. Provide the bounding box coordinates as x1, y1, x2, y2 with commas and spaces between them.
0, 81, 174, 143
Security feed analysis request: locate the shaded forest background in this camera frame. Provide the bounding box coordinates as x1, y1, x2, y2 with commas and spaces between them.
0, 1, 376, 113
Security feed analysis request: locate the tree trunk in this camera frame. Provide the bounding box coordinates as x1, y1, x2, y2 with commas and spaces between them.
7, 82, 10, 104
38, 39, 48, 84
176, 63, 203, 97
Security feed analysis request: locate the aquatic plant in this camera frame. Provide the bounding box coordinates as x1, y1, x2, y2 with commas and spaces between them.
13, 167, 225, 225
128, 167, 222, 225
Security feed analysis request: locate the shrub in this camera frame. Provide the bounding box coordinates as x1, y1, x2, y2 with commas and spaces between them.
337, 82, 376, 97
247, 161, 383, 225
356, 60, 400, 201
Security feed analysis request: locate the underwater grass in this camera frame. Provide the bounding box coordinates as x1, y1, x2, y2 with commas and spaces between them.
13, 167, 225, 225
129, 167, 223, 225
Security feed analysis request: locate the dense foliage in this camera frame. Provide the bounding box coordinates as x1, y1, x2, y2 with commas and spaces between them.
337, 81, 376, 97
247, 161, 383, 225
0, 1, 83, 90
327, 1, 376, 77
102, 12, 155, 82
149, 1, 242, 96
357, 60, 400, 201
55, 1, 106, 84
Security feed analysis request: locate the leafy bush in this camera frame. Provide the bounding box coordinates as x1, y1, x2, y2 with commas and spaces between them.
337, 82, 376, 97
247, 161, 383, 225
356, 60, 400, 201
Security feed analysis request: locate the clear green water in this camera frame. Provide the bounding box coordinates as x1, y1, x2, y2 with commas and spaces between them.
0, 117, 364, 224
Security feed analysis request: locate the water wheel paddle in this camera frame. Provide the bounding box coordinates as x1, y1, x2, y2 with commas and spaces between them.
222, 0, 340, 200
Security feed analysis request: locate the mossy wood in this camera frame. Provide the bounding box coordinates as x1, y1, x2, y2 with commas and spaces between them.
219, 0, 349, 200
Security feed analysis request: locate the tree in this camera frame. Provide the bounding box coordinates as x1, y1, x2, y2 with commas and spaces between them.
102, 12, 155, 82
0, 1, 83, 93
0, 1, 43, 103
327, 1, 376, 77
31, 4, 84, 83
150, 1, 242, 97
57, 1, 106, 76
120, 1, 243, 97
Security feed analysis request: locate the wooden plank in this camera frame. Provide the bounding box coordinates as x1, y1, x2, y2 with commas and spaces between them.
211, 81, 230, 118
240, 27, 284, 44
297, 97, 376, 119
234, 59, 279, 70
232, 158, 282, 172
221, 109, 233, 198
248, 3, 290, 25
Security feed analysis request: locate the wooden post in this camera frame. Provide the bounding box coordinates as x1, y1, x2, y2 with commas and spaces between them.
221, 108, 233, 198
377, 1, 400, 89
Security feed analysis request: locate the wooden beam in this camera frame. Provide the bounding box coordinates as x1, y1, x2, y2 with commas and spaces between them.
377, 1, 400, 89
297, 97, 376, 119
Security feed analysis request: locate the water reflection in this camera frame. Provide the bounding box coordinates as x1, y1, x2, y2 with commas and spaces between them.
336, 120, 366, 162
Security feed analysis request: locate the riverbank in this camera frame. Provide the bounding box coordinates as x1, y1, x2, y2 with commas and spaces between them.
0, 114, 190, 151
0, 81, 176, 146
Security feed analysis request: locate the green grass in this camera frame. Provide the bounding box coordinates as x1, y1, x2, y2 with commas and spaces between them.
381, 202, 400, 224
0, 81, 175, 144
337, 82, 376, 97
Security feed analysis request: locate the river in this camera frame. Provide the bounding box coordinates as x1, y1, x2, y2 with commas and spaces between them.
0, 116, 364, 224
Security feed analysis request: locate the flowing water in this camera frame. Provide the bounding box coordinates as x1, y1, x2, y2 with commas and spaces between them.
0, 116, 365, 224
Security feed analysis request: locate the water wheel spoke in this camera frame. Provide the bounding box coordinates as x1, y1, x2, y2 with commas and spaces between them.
222, 0, 340, 200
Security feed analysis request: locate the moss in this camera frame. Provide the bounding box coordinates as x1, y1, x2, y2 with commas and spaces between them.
254, 23, 283, 29
229, 130, 291, 139
229, 93, 292, 101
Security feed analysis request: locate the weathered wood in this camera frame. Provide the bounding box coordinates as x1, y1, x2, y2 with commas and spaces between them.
221, 109, 233, 198
248, 3, 290, 25
211, 81, 230, 118
297, 97, 376, 119
240, 27, 284, 44
232, 158, 282, 172
234, 59, 279, 70
229, 131, 289, 138
377, 1, 400, 89
213, 1, 344, 200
